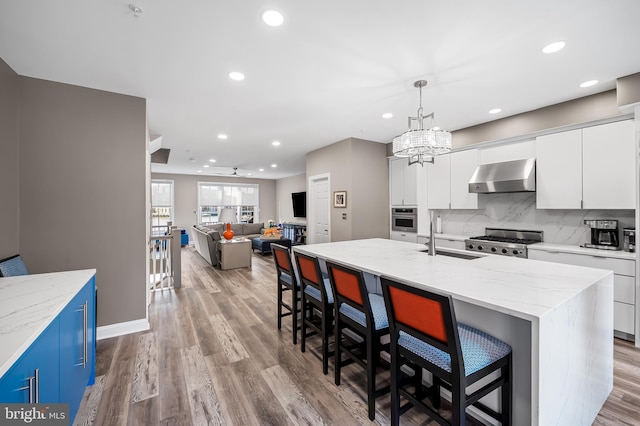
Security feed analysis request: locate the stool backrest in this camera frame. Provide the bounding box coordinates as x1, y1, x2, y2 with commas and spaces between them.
381, 276, 464, 376
327, 261, 374, 329
272, 244, 295, 280
0, 254, 29, 277
294, 252, 330, 303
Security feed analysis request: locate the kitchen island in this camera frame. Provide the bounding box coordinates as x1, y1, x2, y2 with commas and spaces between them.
294, 238, 613, 426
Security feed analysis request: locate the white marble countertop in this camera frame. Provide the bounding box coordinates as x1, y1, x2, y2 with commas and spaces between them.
528, 242, 636, 260
294, 238, 611, 322
0, 269, 96, 377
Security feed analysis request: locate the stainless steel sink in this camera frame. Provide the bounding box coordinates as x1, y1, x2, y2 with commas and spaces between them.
420, 248, 482, 260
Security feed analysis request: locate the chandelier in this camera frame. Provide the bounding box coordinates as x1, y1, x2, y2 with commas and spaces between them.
392, 80, 452, 165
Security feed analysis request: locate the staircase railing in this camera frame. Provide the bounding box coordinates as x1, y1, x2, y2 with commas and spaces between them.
149, 227, 182, 291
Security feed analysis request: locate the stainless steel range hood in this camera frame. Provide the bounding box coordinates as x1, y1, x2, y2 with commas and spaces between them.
468, 158, 536, 193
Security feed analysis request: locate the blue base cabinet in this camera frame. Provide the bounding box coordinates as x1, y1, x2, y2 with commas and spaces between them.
0, 275, 96, 424
60, 277, 96, 421
0, 319, 60, 403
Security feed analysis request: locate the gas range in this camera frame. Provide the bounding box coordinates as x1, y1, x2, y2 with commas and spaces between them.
464, 228, 543, 258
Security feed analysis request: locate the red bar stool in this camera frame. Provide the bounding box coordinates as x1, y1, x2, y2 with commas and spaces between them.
326, 261, 390, 420
294, 251, 334, 375
381, 276, 512, 426
271, 243, 300, 344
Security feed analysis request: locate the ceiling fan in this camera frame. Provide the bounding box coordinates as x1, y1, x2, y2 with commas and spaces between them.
211, 167, 245, 177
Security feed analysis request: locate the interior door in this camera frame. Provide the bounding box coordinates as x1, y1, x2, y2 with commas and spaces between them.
309, 175, 330, 244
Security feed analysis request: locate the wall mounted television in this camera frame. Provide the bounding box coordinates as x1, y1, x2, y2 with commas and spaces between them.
292, 192, 306, 218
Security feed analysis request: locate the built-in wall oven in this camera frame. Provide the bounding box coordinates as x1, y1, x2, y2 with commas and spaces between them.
391, 207, 417, 233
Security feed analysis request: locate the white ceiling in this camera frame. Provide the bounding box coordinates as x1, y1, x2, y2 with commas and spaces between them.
2, 1, 640, 180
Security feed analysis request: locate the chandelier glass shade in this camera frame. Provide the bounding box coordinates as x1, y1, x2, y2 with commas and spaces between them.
392, 80, 452, 165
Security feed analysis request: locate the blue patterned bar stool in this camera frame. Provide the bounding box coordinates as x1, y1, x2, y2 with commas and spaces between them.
294, 251, 335, 375
0, 254, 29, 277
271, 244, 300, 344
326, 260, 390, 421
381, 276, 512, 426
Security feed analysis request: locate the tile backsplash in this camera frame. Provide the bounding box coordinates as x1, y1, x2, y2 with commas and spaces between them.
433, 193, 635, 245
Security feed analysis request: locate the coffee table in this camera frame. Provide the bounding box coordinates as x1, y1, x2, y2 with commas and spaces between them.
218, 238, 252, 270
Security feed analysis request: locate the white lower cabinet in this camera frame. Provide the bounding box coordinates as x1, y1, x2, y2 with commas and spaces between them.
390, 230, 418, 243
528, 248, 636, 338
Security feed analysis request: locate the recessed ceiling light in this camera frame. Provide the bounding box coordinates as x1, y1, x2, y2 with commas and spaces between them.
203, 165, 210, 168
489, 108, 502, 114
272, 141, 281, 146
247, 173, 252, 176
261, 10, 284, 27
209, 158, 216, 163
217, 134, 228, 140
228, 72, 245, 81
579, 80, 598, 88
197, 170, 203, 173
432, 126, 441, 131
259, 168, 264, 172
271, 164, 277, 168
542, 41, 566, 54
382, 113, 393, 119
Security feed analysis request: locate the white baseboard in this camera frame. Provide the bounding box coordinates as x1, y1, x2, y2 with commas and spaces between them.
96, 318, 150, 340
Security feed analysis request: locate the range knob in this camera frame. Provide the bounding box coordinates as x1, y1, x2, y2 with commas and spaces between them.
513, 250, 519, 255
477, 245, 483, 251
467, 244, 474, 250
491, 247, 497, 252
501, 248, 508, 254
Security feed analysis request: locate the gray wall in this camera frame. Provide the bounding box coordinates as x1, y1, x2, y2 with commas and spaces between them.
151, 173, 277, 239
618, 72, 640, 107
306, 137, 389, 242
0, 58, 19, 259
452, 91, 622, 147
18, 76, 147, 327
275, 173, 306, 225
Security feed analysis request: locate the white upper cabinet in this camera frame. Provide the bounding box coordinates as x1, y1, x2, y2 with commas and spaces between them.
582, 120, 635, 210
536, 129, 583, 209
536, 120, 635, 210
390, 157, 405, 206
450, 149, 485, 209
389, 157, 419, 206
478, 140, 536, 164
427, 153, 451, 209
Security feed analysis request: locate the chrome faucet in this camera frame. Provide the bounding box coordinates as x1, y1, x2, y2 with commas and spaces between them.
428, 211, 436, 256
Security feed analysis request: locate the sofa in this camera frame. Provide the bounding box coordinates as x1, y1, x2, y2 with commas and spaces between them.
192, 222, 265, 266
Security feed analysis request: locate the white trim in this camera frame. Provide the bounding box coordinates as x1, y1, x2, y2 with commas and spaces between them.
97, 318, 150, 340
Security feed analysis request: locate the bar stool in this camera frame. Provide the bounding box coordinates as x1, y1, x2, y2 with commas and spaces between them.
380, 276, 512, 426
326, 261, 390, 421
271, 243, 300, 344
294, 251, 334, 375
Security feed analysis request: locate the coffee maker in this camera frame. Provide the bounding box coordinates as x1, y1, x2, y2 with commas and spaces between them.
583, 219, 619, 250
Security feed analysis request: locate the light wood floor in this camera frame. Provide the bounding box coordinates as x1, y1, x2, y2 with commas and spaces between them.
74, 247, 640, 425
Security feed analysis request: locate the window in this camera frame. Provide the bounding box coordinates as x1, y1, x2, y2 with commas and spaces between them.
198, 182, 259, 224
151, 180, 173, 236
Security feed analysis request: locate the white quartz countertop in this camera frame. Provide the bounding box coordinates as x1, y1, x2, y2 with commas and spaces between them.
0, 269, 96, 377
294, 239, 611, 322
528, 242, 636, 260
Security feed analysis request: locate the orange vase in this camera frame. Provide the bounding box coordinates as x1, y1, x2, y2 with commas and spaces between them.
223, 223, 235, 240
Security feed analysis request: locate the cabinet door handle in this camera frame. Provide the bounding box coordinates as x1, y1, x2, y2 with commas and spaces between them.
83, 301, 88, 368
76, 301, 88, 368
34, 368, 39, 404
19, 374, 35, 403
